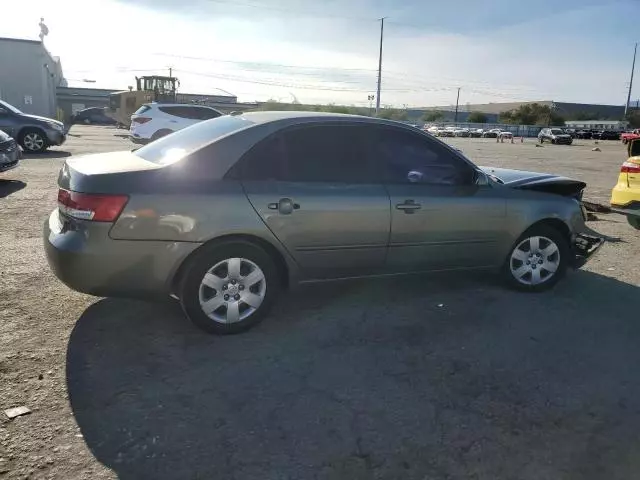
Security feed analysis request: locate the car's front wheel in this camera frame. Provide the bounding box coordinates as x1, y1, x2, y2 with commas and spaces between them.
503, 225, 569, 292
179, 241, 280, 334
19, 129, 47, 153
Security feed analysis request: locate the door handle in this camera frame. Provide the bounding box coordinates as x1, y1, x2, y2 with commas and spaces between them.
396, 200, 421, 214
268, 198, 300, 214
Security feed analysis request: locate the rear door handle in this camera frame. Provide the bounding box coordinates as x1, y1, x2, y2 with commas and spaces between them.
268, 198, 300, 214
396, 200, 421, 214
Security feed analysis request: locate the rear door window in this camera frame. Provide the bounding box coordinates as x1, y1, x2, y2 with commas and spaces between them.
282, 125, 372, 183
237, 124, 372, 183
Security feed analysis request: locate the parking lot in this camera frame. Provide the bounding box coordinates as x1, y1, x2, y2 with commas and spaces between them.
2, 124, 640, 479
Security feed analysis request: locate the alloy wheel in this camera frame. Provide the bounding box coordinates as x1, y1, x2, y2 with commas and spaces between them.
198, 257, 267, 324
23, 133, 44, 151
509, 236, 560, 286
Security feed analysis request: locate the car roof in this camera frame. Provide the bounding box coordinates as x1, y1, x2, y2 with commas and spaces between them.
220, 110, 417, 129
144, 103, 220, 109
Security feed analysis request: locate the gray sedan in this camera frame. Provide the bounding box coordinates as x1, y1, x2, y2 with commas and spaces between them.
44, 112, 603, 334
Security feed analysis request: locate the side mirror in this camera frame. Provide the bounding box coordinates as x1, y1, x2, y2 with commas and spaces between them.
475, 170, 490, 186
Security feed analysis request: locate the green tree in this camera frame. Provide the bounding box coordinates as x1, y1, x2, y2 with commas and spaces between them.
499, 103, 565, 126
467, 111, 487, 123
422, 110, 444, 122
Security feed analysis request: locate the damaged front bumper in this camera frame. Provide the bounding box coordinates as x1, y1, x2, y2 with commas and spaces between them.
573, 233, 604, 268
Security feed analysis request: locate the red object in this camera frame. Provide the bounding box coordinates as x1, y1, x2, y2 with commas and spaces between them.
621, 129, 640, 143
132, 117, 152, 124
621, 161, 640, 174
57, 189, 128, 222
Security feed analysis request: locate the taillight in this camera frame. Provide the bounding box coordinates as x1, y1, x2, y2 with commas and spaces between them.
132, 117, 151, 124
621, 161, 640, 174
57, 189, 128, 222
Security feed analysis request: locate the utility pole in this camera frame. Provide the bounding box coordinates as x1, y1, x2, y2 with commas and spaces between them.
375, 17, 386, 115
454, 87, 461, 123
624, 42, 637, 118
169, 67, 173, 78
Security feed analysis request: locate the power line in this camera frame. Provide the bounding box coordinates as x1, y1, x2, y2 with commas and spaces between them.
203, 0, 377, 22
153, 53, 378, 73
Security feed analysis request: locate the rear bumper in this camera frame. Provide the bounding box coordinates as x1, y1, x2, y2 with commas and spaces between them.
573, 233, 604, 268
43, 209, 200, 299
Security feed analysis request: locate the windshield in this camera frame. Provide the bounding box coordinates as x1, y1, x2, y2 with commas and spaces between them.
134, 115, 254, 164
0, 99, 22, 114
551, 129, 564, 134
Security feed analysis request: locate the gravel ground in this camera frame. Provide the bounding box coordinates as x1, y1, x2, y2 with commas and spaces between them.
1, 125, 639, 480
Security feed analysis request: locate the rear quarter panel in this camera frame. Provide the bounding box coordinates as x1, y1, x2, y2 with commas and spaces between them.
108, 179, 300, 278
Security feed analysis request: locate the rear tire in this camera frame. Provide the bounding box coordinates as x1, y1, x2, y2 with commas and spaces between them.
179, 241, 280, 334
151, 129, 173, 142
503, 224, 570, 292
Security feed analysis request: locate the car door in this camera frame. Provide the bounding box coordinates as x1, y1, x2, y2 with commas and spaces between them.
370, 126, 508, 272
239, 123, 391, 279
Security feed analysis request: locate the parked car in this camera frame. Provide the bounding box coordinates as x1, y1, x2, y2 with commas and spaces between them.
425, 125, 439, 135
70, 107, 116, 125
538, 128, 573, 145
44, 112, 603, 334
621, 129, 640, 144
454, 128, 470, 137
437, 127, 455, 137
0, 99, 66, 153
0, 129, 20, 173
592, 130, 620, 141
469, 128, 484, 138
129, 103, 223, 144
482, 129, 501, 138
574, 130, 592, 140
610, 138, 640, 230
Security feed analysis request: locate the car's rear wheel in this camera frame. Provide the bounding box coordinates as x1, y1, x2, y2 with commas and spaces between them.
19, 129, 47, 153
503, 225, 569, 292
151, 129, 172, 142
179, 241, 280, 334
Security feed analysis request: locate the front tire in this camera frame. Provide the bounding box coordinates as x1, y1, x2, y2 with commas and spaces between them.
503, 225, 570, 292
179, 241, 280, 334
19, 129, 47, 153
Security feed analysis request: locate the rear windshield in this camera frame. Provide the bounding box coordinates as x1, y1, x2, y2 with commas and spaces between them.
134, 115, 254, 164
134, 105, 152, 115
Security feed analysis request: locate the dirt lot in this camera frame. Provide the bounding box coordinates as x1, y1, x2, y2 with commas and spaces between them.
1, 125, 639, 479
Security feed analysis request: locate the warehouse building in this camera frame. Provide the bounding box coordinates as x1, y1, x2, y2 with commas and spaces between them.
0, 37, 66, 119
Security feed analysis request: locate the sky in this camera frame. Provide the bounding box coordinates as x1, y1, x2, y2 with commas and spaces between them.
1, 0, 638, 108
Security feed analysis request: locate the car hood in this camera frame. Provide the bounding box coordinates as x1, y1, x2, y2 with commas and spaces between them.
480, 166, 586, 199
21, 113, 63, 126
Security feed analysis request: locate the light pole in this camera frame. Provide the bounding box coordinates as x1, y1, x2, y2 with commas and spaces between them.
375, 17, 386, 115
368, 95, 375, 116
454, 87, 461, 124
624, 42, 637, 119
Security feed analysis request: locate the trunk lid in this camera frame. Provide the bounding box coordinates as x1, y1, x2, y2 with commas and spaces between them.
59, 151, 165, 193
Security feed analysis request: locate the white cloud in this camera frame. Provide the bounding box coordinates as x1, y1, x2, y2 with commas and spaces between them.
0, 0, 633, 106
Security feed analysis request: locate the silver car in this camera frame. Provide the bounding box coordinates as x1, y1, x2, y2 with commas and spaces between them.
44, 112, 603, 334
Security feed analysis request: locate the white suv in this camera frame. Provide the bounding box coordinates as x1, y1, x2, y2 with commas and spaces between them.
130, 103, 223, 144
